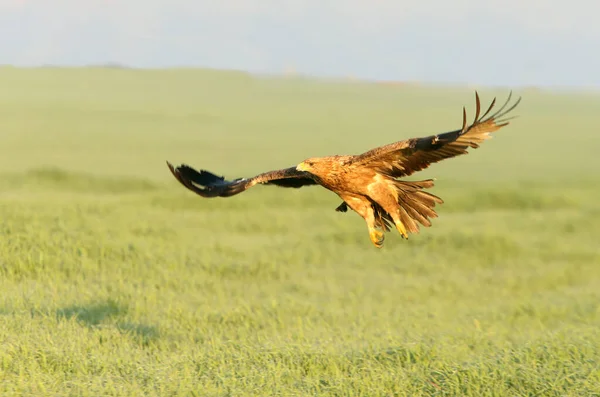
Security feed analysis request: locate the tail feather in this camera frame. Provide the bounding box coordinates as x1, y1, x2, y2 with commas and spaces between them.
414, 190, 443, 208
402, 199, 432, 227
405, 194, 439, 220
398, 205, 419, 234
394, 179, 444, 234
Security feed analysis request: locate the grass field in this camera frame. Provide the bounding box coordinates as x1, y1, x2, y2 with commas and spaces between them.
1, 67, 600, 396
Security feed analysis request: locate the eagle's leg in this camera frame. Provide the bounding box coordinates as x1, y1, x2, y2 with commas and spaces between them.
340, 195, 384, 248
375, 196, 409, 240
395, 219, 409, 240
364, 207, 384, 248
369, 225, 385, 248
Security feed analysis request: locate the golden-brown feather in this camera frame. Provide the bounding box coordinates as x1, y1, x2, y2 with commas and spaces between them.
345, 91, 521, 178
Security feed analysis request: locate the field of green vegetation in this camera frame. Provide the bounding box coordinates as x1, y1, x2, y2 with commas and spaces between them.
1, 67, 599, 396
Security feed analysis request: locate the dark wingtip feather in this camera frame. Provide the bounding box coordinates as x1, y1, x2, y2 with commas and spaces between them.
166, 161, 190, 189
166, 162, 251, 198
177, 165, 225, 186
166, 161, 176, 176
480, 96, 497, 120
487, 91, 513, 120
473, 91, 481, 125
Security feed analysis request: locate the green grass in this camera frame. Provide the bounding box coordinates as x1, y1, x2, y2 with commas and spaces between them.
1, 67, 600, 396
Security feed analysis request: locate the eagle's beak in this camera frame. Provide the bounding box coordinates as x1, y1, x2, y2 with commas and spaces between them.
296, 162, 308, 172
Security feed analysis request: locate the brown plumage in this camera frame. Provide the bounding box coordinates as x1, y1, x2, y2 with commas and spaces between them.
167, 91, 521, 248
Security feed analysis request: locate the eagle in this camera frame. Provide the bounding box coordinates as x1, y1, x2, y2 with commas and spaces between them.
167, 91, 521, 248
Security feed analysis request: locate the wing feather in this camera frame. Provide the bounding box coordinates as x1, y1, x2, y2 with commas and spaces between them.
166, 162, 318, 198
346, 91, 521, 177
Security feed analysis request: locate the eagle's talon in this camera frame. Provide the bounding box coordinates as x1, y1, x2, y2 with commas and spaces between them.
369, 229, 385, 248
395, 221, 409, 240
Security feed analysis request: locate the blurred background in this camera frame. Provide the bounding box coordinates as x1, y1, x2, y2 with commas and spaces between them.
1, 0, 599, 88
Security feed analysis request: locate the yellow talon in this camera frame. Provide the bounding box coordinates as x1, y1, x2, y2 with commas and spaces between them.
369, 228, 385, 248
396, 221, 409, 239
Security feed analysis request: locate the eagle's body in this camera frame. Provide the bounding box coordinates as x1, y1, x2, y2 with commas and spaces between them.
167, 92, 521, 248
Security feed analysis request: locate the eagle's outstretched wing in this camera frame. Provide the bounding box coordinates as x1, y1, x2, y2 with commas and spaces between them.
346, 91, 521, 177
166, 162, 318, 198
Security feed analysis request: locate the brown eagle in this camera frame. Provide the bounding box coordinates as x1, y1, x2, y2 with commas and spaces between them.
167, 92, 521, 248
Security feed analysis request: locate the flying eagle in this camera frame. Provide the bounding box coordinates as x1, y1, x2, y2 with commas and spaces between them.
167, 92, 521, 248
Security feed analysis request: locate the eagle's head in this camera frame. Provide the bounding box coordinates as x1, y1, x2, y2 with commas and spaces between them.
296, 158, 319, 173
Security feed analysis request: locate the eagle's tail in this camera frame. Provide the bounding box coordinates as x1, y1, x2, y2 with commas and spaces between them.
393, 179, 444, 235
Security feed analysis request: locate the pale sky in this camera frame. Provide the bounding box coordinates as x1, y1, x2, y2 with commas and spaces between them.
1, 0, 598, 88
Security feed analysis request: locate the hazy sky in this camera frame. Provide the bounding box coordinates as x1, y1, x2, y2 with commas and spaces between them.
1, 0, 598, 88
